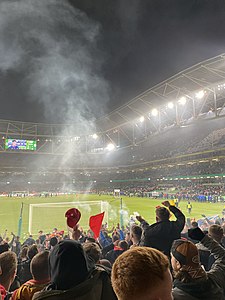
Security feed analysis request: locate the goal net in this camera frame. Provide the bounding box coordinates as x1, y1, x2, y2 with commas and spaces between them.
28, 201, 109, 235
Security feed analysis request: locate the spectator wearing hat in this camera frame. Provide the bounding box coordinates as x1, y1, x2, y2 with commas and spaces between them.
112, 246, 173, 300
137, 201, 185, 256
171, 227, 225, 299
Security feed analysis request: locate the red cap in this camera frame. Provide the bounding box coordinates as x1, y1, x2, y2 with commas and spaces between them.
65, 208, 81, 228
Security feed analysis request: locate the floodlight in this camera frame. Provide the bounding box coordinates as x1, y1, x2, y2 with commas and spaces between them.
178, 96, 186, 105
139, 116, 145, 123
151, 108, 158, 116
195, 90, 205, 99
92, 133, 98, 139
167, 102, 174, 109
106, 143, 115, 151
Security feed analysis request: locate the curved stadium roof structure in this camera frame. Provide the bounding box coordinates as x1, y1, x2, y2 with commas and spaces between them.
0, 53, 225, 174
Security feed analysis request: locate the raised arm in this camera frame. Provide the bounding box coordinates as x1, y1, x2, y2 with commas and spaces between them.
162, 201, 185, 231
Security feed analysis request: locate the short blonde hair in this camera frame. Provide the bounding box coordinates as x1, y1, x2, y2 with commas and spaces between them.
112, 246, 169, 300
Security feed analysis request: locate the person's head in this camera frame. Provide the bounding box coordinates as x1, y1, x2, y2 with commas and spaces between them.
118, 240, 128, 251
83, 242, 101, 264
50, 237, 58, 248
112, 247, 173, 300
208, 224, 224, 243
130, 225, 142, 244
27, 244, 38, 260
112, 234, 120, 243
99, 259, 112, 269
125, 232, 130, 243
49, 240, 90, 290
12, 140, 17, 147
0, 244, 9, 254
0, 251, 17, 290
191, 221, 198, 229
85, 237, 96, 243
20, 245, 29, 260
156, 207, 170, 222
171, 239, 206, 283
31, 251, 50, 282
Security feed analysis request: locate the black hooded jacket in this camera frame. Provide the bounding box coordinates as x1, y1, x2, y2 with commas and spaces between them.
48, 240, 89, 290
33, 240, 117, 300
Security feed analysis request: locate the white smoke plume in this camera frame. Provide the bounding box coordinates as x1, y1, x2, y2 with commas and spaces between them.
0, 0, 109, 126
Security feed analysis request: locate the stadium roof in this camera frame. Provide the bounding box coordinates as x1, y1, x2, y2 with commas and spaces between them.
96, 53, 225, 130
0, 54, 225, 151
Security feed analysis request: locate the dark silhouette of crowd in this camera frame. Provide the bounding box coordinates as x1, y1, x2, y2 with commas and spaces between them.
1, 201, 225, 299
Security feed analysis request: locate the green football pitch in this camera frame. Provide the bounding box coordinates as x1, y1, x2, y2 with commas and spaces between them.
0, 194, 224, 240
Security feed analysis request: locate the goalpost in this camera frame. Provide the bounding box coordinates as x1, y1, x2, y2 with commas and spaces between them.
28, 201, 109, 235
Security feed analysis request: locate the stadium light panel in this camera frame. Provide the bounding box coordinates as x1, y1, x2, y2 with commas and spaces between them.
139, 116, 145, 122
92, 133, 98, 139
195, 90, 205, 99
106, 143, 115, 151
167, 102, 174, 109
151, 108, 158, 116
178, 96, 186, 105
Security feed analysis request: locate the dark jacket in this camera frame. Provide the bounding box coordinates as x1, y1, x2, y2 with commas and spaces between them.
17, 259, 32, 285
33, 240, 117, 300
173, 235, 225, 300
32, 267, 117, 300
105, 247, 125, 265
140, 206, 185, 256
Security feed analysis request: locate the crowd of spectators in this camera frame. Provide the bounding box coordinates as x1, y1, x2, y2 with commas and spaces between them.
2, 200, 225, 299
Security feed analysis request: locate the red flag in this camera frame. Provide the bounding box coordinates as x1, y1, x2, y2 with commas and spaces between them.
89, 212, 105, 239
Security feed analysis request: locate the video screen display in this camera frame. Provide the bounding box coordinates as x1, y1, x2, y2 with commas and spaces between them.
5, 139, 37, 151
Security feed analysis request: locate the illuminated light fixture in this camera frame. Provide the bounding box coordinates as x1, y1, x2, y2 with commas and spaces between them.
167, 102, 174, 109
139, 116, 145, 123
195, 90, 205, 99
92, 133, 98, 139
106, 143, 115, 151
178, 96, 186, 105
151, 108, 158, 116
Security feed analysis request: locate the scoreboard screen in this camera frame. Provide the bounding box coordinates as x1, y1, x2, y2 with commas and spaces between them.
5, 139, 37, 151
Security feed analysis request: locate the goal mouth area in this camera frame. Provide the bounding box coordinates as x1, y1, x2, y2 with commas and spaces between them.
28, 201, 109, 235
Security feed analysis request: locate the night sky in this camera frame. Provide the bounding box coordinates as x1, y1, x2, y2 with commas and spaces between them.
1, 0, 225, 124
